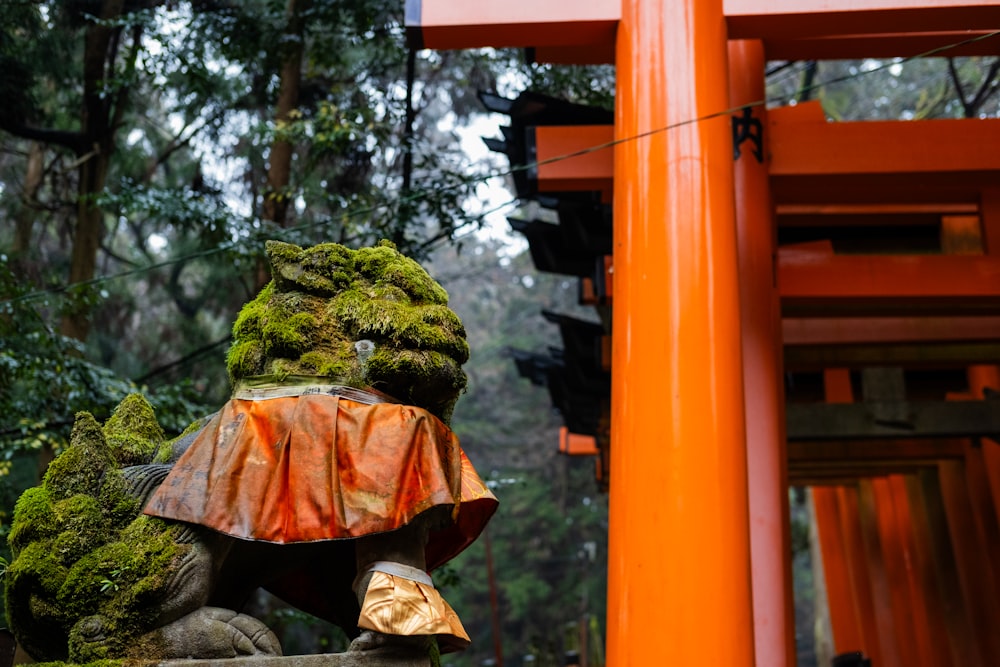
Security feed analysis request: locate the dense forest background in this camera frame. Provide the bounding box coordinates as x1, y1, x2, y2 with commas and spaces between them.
2, 2, 1000, 665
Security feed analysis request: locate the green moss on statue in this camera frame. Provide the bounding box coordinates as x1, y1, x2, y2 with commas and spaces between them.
226, 239, 469, 423
5, 396, 191, 663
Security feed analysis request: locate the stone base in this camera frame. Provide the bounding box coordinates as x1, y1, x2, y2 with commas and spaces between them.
146, 654, 430, 667
12, 652, 430, 667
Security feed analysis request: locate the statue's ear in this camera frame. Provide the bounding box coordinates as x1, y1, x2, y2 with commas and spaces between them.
266, 240, 354, 296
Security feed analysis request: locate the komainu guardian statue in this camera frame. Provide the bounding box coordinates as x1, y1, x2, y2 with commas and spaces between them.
5, 240, 498, 663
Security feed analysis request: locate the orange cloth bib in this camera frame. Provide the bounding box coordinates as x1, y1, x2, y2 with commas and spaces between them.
144, 392, 497, 569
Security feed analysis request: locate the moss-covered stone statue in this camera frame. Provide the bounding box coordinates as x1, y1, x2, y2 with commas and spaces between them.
5, 240, 498, 662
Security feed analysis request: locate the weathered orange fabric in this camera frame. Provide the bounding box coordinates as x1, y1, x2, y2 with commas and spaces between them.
144, 394, 497, 569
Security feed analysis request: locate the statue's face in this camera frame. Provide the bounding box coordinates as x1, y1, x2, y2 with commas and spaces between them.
226, 241, 469, 422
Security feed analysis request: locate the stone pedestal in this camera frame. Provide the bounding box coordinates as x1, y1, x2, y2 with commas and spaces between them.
149, 655, 430, 667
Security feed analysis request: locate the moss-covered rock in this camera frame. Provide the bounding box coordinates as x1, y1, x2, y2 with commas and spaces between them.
226, 240, 470, 422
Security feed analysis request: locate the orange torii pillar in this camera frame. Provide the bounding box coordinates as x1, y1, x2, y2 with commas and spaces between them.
729, 40, 796, 667
608, 0, 754, 664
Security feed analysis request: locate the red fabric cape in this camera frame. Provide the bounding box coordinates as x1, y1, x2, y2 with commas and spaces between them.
144, 393, 497, 570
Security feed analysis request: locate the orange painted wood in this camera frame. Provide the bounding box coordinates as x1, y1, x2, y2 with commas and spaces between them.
980, 188, 1000, 254
813, 487, 866, 653
730, 39, 795, 667
777, 203, 979, 216
607, 0, 753, 663
558, 427, 599, 456
823, 368, 854, 404
762, 31, 1000, 60
906, 472, 983, 667
768, 100, 1000, 175
941, 215, 986, 254
769, 102, 1000, 204
886, 476, 953, 667
959, 440, 1000, 598
777, 244, 1000, 312
968, 365, 1000, 522
870, 478, 923, 667
783, 316, 1000, 345
725, 1, 1000, 39
534, 125, 614, 196
887, 475, 953, 667
518, 102, 1000, 206
937, 459, 1000, 663
789, 439, 965, 466
406, 0, 618, 51
856, 480, 903, 667
836, 485, 886, 665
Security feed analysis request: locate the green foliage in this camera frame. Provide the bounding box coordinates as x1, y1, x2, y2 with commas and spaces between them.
765, 57, 1000, 120
426, 244, 609, 667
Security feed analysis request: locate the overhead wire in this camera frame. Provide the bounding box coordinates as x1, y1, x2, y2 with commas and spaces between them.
3, 28, 1000, 310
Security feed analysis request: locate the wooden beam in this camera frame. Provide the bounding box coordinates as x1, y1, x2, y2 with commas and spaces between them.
837, 485, 886, 664
558, 427, 599, 455
813, 487, 866, 654
907, 472, 984, 666
533, 125, 614, 196
608, 0, 754, 663
783, 299, 1000, 367
870, 478, 933, 667
769, 102, 1000, 204
762, 31, 1000, 60
784, 342, 1000, 370
856, 480, 904, 667
518, 103, 1000, 207
937, 460, 1000, 662
789, 439, 965, 465
405, 0, 618, 52
725, 1, 1000, 40
886, 475, 955, 667
777, 244, 1000, 316
731, 39, 795, 667
783, 316, 1000, 345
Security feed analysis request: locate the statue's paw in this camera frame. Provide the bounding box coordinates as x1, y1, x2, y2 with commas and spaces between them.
133, 606, 281, 659
348, 630, 430, 656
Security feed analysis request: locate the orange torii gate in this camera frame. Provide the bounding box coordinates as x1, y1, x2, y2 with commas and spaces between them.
406, 1, 1000, 665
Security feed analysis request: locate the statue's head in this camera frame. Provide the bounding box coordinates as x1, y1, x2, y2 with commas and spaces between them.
226, 240, 469, 423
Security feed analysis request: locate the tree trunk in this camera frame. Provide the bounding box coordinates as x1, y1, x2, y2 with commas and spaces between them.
11, 142, 44, 279
59, 0, 127, 341
262, 0, 309, 228
257, 0, 310, 290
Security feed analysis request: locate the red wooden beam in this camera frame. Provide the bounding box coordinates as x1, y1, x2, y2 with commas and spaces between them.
521, 104, 1000, 206
533, 125, 614, 197
731, 40, 795, 667
968, 366, 1000, 522
777, 243, 1000, 315
558, 427, 599, 456
725, 1, 1000, 40
405, 0, 618, 52
856, 480, 904, 667
837, 485, 887, 665
813, 487, 866, 654
762, 31, 1000, 60
907, 472, 984, 666
769, 102, 1000, 204
783, 316, 1000, 345
870, 478, 924, 667
937, 459, 1000, 662
886, 475, 955, 667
